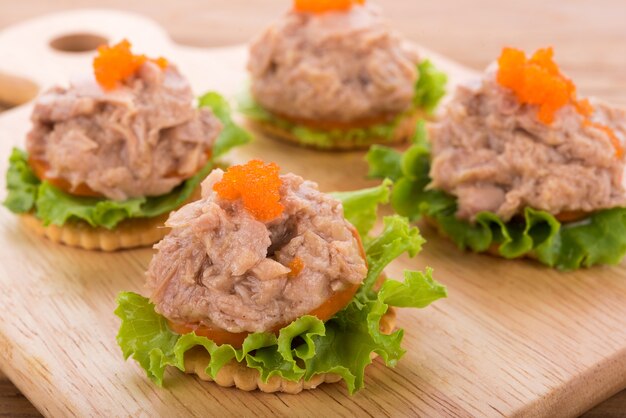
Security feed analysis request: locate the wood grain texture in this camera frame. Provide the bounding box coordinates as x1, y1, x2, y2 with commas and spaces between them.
0, 4, 624, 418
1, 0, 625, 106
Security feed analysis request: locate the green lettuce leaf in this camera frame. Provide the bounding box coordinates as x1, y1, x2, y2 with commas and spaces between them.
198, 91, 252, 158
333, 182, 425, 294
413, 60, 448, 114
115, 291, 180, 386
238, 60, 447, 149
303, 268, 445, 392
3, 91, 249, 229
35, 161, 213, 229
365, 146, 403, 182
3, 149, 213, 229
115, 263, 446, 393
366, 124, 626, 270
361, 215, 426, 295
331, 178, 392, 237
35, 181, 144, 230
115, 183, 446, 394
4, 148, 39, 213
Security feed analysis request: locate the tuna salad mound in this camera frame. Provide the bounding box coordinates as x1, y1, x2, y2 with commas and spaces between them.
27, 44, 220, 201
3, 40, 250, 250
241, 0, 447, 149
248, 3, 417, 124
147, 161, 368, 333
116, 161, 447, 394
367, 47, 626, 270
430, 69, 626, 221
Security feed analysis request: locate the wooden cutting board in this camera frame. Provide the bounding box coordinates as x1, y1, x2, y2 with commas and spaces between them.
0, 10, 624, 418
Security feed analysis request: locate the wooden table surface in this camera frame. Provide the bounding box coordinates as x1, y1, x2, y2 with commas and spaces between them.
0, 1, 625, 417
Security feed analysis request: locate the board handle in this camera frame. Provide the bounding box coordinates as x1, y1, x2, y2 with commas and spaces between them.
0, 9, 174, 106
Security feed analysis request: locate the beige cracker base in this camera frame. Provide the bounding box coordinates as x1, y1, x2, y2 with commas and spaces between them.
183, 308, 397, 394
20, 212, 170, 251
19, 186, 202, 251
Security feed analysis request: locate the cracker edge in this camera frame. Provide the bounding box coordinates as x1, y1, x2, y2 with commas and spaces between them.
19, 186, 202, 251
183, 308, 398, 394
20, 212, 170, 251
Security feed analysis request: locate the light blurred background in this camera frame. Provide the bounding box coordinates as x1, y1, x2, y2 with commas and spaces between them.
1, 0, 625, 104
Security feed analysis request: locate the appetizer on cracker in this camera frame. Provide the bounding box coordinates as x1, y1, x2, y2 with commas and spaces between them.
240, 0, 447, 150
116, 160, 446, 393
368, 47, 626, 269
4, 40, 250, 250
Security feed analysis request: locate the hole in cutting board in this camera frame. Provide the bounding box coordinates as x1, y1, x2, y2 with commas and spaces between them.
49, 33, 108, 53
0, 72, 39, 112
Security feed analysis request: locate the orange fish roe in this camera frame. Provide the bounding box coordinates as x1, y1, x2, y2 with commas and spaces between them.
213, 160, 284, 221
497, 47, 580, 124
497, 47, 623, 158
93, 39, 168, 90
288, 257, 305, 278
294, 0, 365, 13
152, 56, 169, 70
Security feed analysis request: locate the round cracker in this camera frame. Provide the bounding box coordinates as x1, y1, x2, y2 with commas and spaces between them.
20, 212, 170, 251
248, 112, 420, 151
183, 308, 397, 394
20, 186, 202, 251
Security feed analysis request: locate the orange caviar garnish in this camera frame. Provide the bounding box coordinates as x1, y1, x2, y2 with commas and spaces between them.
497, 47, 581, 124
573, 98, 594, 118
497, 47, 623, 158
152, 56, 169, 70
288, 257, 304, 278
93, 39, 168, 90
294, 0, 365, 13
213, 160, 284, 221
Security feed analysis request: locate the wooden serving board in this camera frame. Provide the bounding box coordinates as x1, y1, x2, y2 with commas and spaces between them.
0, 10, 624, 418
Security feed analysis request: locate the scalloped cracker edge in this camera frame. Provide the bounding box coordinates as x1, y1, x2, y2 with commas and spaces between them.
20, 186, 201, 251
183, 307, 397, 394
248, 112, 420, 151
20, 212, 170, 251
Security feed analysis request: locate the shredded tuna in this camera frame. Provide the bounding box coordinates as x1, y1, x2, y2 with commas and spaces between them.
247, 4, 418, 124
429, 68, 626, 221
146, 169, 368, 333
26, 61, 221, 200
